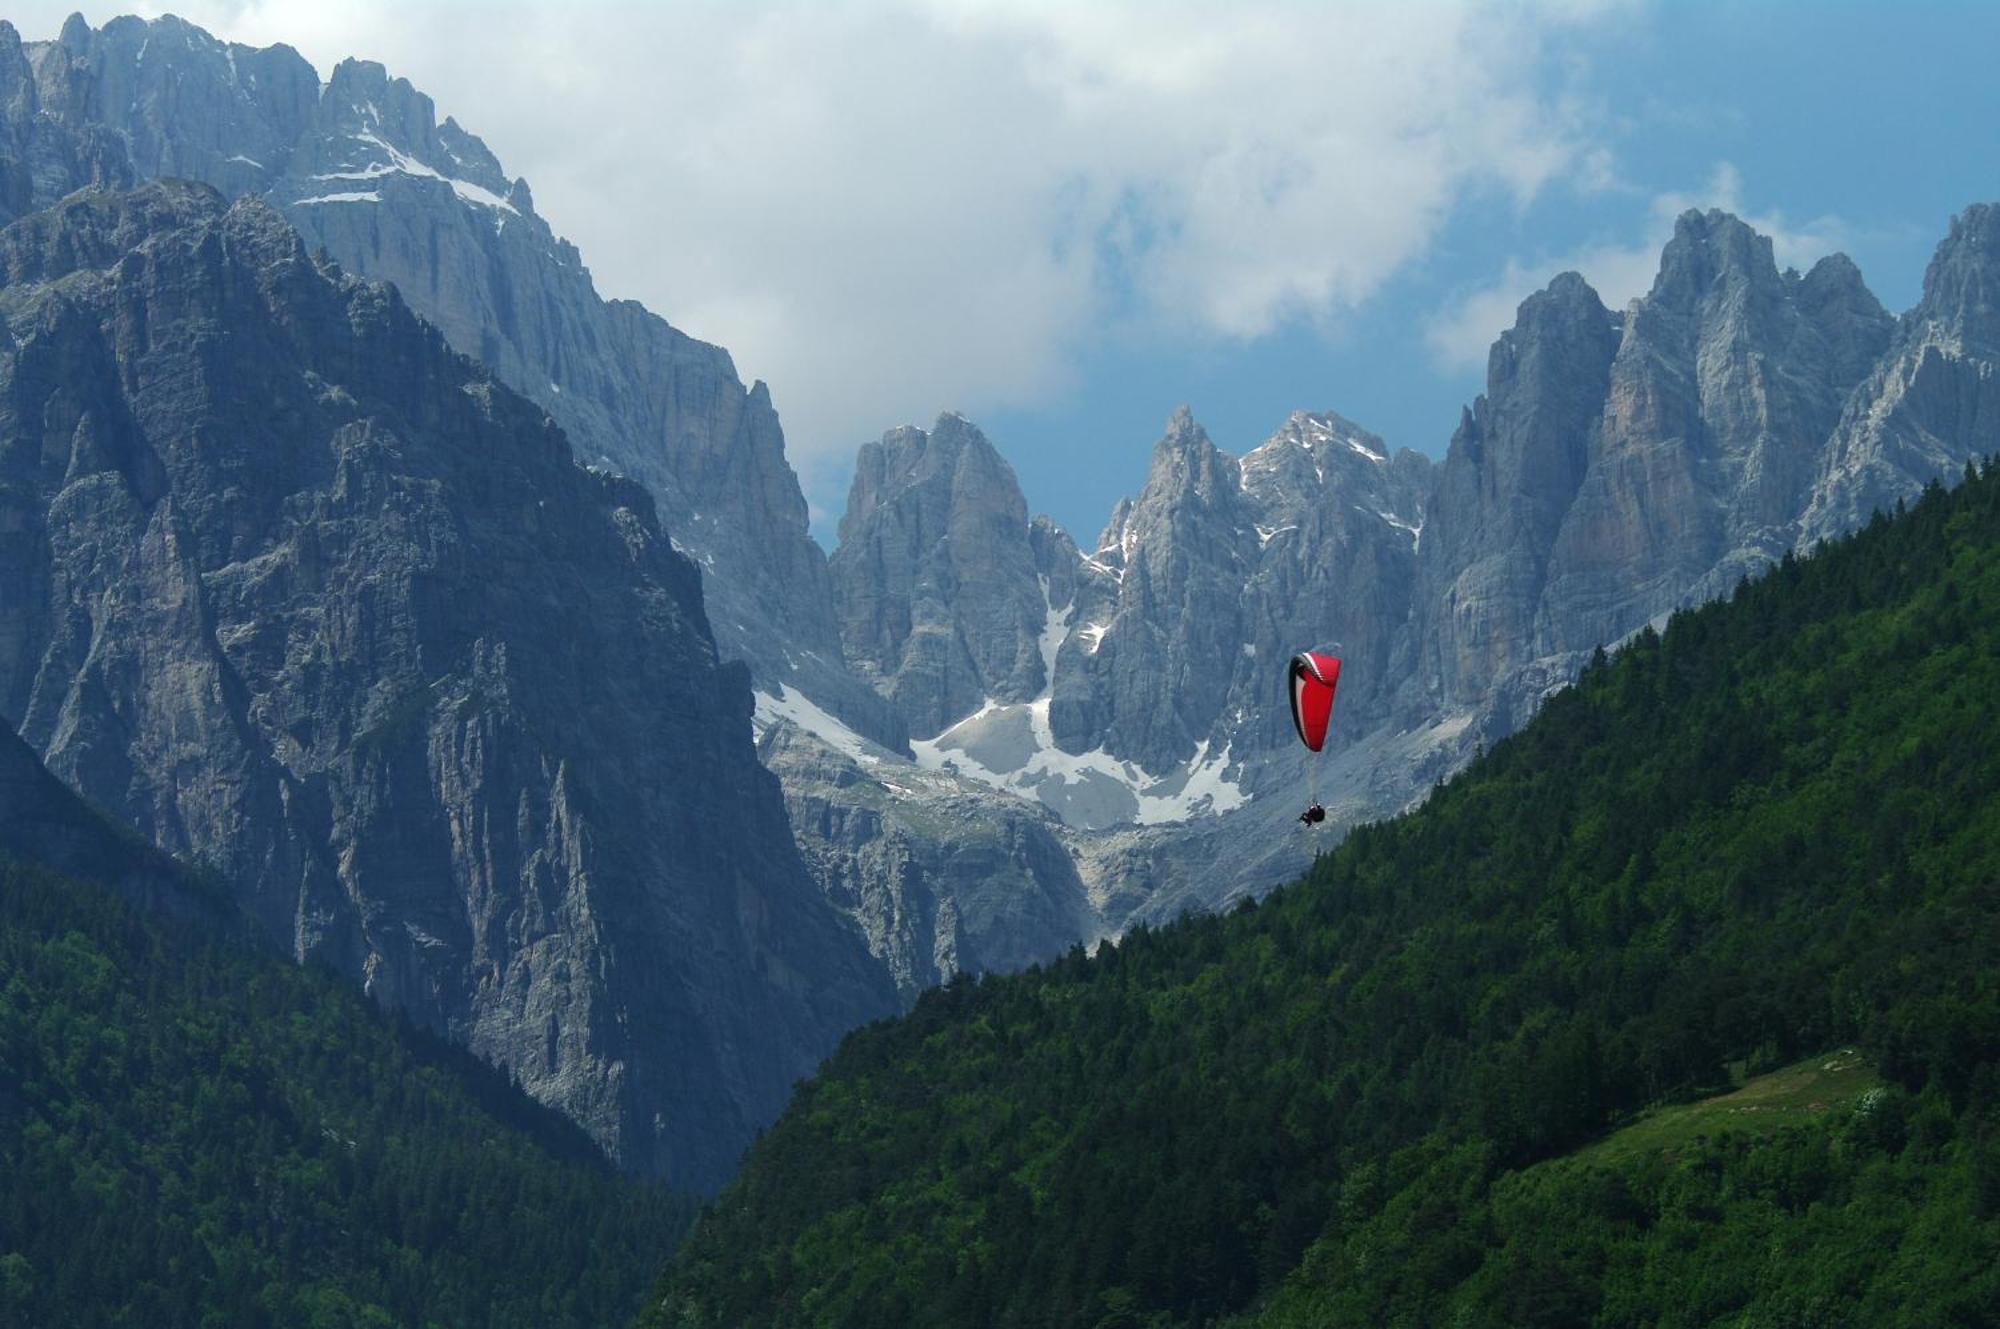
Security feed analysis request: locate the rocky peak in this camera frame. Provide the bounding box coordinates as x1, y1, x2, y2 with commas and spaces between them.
18, 15, 317, 200
0, 22, 132, 224
1649, 207, 1779, 307
1914, 202, 2000, 356
1094, 407, 1251, 587
1795, 252, 1897, 384
1529, 207, 1895, 655
1460, 270, 1616, 506
830, 413, 1055, 737
0, 19, 26, 75
838, 413, 1024, 536
313, 58, 513, 202
295, 57, 518, 208
1802, 202, 2000, 542
1239, 409, 1422, 528
1144, 405, 1240, 503
1413, 268, 1617, 708
1504, 270, 1617, 365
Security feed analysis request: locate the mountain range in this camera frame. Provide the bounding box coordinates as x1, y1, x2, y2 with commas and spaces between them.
800, 202, 1998, 926
1, 10, 1996, 1186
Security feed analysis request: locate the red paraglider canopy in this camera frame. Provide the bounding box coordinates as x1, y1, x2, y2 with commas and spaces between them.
1288, 652, 1342, 753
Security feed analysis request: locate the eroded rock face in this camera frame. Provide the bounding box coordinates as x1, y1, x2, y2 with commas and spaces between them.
1415, 272, 1620, 712
831, 404, 1430, 841
1, 12, 900, 748
1035, 209, 1990, 922
1047, 407, 1428, 776
0, 14, 1094, 1119
1803, 203, 2000, 542
830, 414, 1054, 738
0, 182, 893, 1190
757, 722, 1101, 1002
1534, 211, 1894, 656
10, 13, 2000, 1094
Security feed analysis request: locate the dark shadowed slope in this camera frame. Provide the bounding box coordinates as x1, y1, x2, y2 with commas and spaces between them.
0, 715, 694, 1326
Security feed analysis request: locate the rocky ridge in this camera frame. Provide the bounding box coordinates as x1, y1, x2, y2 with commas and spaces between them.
0, 180, 893, 1189
824, 207, 1999, 921
3, 11, 901, 747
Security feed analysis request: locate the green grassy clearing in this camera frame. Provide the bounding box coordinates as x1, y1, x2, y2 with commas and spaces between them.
1573, 1048, 1880, 1167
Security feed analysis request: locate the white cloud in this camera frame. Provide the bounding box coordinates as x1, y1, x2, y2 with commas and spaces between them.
31, 2, 1621, 469
1425, 161, 1853, 371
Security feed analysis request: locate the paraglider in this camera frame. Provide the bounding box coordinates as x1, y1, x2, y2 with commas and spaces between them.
1288, 651, 1342, 827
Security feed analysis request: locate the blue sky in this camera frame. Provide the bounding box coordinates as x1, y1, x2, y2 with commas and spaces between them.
984, 3, 2000, 543
53, 2, 2000, 546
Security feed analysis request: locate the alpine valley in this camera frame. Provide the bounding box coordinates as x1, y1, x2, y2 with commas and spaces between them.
1, 13, 1998, 1313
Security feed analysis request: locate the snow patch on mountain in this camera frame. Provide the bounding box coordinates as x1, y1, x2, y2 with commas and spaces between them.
911, 700, 1250, 831
316, 130, 519, 214
754, 685, 885, 765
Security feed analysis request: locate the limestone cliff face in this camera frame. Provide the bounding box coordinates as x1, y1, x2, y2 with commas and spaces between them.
1414, 272, 1620, 713
0, 13, 1097, 1100
1057, 408, 1261, 772
1053, 407, 1428, 780
881, 208, 1989, 923
1803, 203, 2000, 541
11, 14, 2000, 1083
1411, 210, 1897, 732
0, 182, 893, 1190
757, 722, 1100, 1002
830, 414, 1054, 738
1, 12, 899, 747
1533, 211, 1894, 659
827, 403, 1428, 842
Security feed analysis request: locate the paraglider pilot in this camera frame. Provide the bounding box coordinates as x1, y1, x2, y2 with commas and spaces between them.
1287, 651, 1342, 829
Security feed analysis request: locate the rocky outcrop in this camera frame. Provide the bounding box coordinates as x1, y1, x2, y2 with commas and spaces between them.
1046, 407, 1428, 782
1029, 209, 1986, 924
0, 13, 1110, 1118
12, 13, 2000, 1084
2, 12, 900, 747
1054, 408, 1260, 771
758, 721, 1101, 1002
0, 182, 894, 1189
830, 414, 1056, 737
0, 19, 132, 224
851, 406, 1428, 838
1406, 210, 1899, 735
1414, 272, 1620, 712
1534, 211, 1894, 657
1803, 203, 2000, 540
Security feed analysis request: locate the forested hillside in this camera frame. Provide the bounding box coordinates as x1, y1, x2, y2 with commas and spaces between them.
652, 461, 2000, 1327
0, 732, 695, 1327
